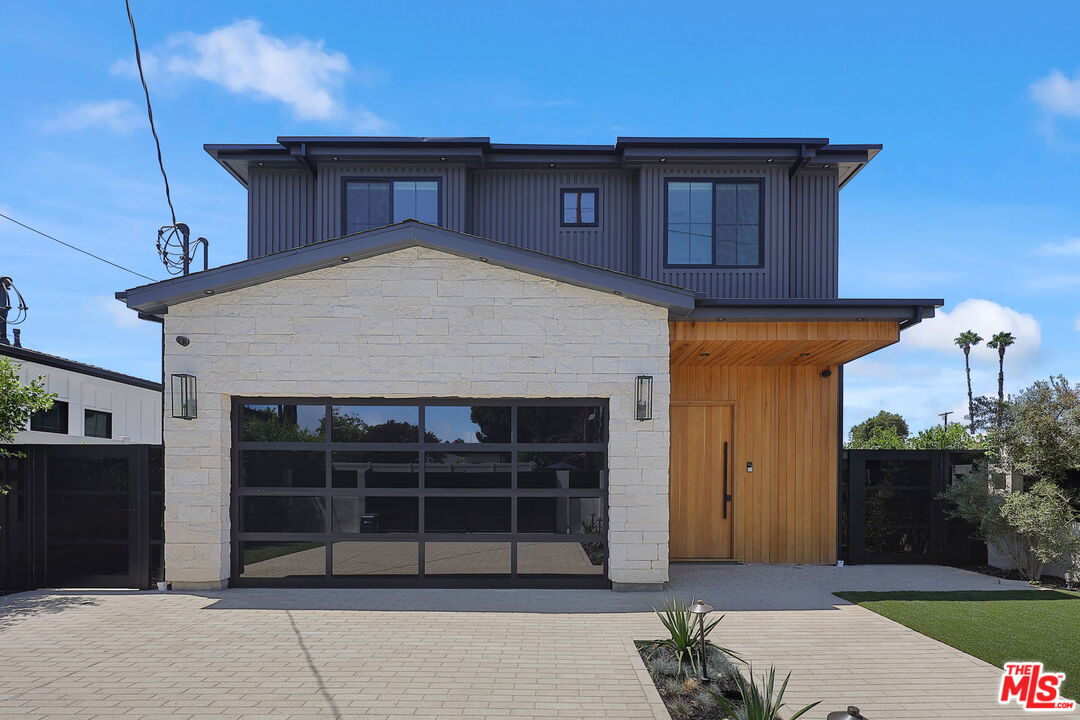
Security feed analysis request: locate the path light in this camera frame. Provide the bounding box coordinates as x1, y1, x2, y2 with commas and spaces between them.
827, 707, 868, 720
688, 599, 714, 682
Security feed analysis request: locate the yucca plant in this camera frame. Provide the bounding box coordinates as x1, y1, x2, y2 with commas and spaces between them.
650, 598, 740, 676
711, 666, 820, 720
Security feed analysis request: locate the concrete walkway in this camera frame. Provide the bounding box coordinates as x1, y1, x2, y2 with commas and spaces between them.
0, 565, 1070, 720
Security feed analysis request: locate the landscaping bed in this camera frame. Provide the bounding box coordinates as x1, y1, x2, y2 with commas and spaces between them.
637, 599, 820, 720
636, 640, 740, 720
836, 589, 1080, 699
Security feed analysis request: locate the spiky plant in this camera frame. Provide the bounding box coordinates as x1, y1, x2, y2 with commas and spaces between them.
711, 666, 821, 720
954, 330, 983, 431
650, 598, 740, 676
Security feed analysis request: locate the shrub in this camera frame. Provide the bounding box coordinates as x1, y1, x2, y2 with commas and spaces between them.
651, 598, 740, 678
942, 468, 1080, 581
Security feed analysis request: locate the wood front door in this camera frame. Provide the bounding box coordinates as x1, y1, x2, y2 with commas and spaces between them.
670, 404, 734, 560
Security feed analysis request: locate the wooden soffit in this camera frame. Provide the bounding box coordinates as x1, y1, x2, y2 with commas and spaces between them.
669, 320, 899, 367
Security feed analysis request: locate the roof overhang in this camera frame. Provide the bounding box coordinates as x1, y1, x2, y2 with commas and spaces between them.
684, 298, 941, 329
204, 136, 882, 186
118, 220, 697, 317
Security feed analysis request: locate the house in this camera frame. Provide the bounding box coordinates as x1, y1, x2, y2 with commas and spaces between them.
117, 136, 941, 590
1, 340, 161, 444
0, 339, 163, 592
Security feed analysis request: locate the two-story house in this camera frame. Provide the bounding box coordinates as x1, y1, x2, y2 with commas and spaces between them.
117, 136, 940, 591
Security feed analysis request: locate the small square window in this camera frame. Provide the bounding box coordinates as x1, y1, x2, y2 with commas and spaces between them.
84, 409, 112, 439
560, 189, 598, 227
30, 400, 68, 434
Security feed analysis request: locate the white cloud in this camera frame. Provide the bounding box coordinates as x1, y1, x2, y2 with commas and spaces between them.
129, 18, 387, 126
1031, 69, 1080, 119
45, 100, 141, 133
1036, 238, 1080, 256
904, 298, 1041, 364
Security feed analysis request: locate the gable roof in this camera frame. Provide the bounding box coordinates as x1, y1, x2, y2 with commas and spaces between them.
117, 220, 698, 317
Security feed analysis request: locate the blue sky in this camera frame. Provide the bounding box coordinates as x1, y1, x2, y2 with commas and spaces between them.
2, 1, 1078, 434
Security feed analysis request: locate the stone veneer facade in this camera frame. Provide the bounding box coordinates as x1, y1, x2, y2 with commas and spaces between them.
163, 247, 670, 589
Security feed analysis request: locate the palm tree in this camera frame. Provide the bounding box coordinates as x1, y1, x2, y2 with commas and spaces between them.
954, 330, 983, 431
987, 331, 1016, 406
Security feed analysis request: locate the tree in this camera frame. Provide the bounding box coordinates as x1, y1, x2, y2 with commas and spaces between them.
999, 480, 1080, 581
986, 331, 1016, 409
942, 470, 1080, 582
847, 411, 909, 448
997, 376, 1080, 484
0, 356, 56, 495
954, 330, 983, 431
908, 423, 989, 450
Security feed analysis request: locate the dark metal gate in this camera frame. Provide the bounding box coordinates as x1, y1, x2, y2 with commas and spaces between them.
844, 449, 985, 565
0, 445, 163, 592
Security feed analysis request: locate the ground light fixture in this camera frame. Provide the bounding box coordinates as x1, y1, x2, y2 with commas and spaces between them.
171, 373, 197, 419
687, 599, 714, 682
635, 375, 653, 420
827, 707, 867, 720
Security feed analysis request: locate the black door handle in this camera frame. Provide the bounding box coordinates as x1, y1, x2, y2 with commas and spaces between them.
722, 441, 731, 519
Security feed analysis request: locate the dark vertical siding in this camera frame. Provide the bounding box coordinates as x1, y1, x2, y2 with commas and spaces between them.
789, 171, 838, 298
315, 165, 466, 242
640, 165, 789, 298
466, 170, 636, 273
247, 169, 315, 257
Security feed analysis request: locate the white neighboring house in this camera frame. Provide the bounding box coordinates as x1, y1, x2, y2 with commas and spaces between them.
2, 342, 161, 445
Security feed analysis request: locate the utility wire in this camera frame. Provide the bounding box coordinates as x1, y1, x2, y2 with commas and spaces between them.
125, 0, 176, 227
0, 212, 156, 282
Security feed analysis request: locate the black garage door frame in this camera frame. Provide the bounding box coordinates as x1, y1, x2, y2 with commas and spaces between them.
230, 397, 610, 589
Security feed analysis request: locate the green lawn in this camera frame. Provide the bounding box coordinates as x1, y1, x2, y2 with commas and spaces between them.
835, 590, 1080, 700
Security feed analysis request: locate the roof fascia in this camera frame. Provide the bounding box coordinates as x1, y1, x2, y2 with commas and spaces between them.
122, 222, 696, 316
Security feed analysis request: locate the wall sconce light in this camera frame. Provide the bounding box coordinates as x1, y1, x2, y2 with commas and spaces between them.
171, 373, 197, 419
635, 375, 653, 421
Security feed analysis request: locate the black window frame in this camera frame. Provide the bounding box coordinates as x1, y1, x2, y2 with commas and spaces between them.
84, 409, 113, 439
341, 177, 443, 234
231, 397, 609, 589
663, 177, 765, 269
30, 400, 69, 434
559, 188, 599, 228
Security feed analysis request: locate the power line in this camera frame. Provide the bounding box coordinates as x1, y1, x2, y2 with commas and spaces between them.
125, 0, 176, 227
0, 212, 156, 282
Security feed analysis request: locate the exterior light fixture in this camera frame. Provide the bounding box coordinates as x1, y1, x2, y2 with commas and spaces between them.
687, 600, 715, 682
203, 289, 214, 295
635, 375, 653, 421
171, 373, 197, 420
341, 256, 351, 262
827, 707, 867, 720
175, 335, 190, 347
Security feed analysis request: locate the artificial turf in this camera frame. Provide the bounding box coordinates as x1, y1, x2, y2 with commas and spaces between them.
834, 590, 1080, 700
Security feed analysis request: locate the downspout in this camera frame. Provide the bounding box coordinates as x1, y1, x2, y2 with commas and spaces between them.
836, 363, 845, 564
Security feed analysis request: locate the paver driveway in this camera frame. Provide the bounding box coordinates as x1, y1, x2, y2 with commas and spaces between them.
0, 565, 1067, 720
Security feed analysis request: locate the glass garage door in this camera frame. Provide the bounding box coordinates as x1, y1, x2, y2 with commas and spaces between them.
231, 399, 608, 588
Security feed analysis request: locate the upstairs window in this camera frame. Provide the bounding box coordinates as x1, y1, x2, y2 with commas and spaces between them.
666, 179, 763, 267
344, 179, 440, 233
31, 400, 69, 434
84, 409, 113, 439
561, 189, 598, 227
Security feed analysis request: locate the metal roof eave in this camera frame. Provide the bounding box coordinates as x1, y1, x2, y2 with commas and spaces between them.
120, 221, 697, 317
682, 298, 942, 329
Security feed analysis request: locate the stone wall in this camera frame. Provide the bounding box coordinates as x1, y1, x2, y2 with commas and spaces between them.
162, 247, 671, 588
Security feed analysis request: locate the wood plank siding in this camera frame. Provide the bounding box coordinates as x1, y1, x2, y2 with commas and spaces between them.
669, 320, 898, 564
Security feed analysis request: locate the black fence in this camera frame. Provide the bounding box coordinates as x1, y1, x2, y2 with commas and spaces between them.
0, 445, 163, 592
842, 449, 986, 566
